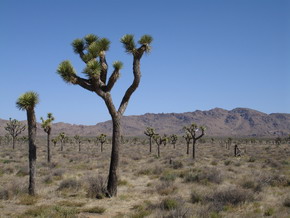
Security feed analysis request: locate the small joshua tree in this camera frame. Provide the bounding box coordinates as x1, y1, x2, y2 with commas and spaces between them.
74, 135, 82, 152
184, 123, 205, 159
58, 132, 68, 151
144, 127, 156, 153
5, 118, 26, 150
97, 134, 107, 152
153, 134, 167, 158
40, 113, 55, 162
57, 33, 152, 197
51, 137, 58, 147
16, 91, 39, 196
183, 133, 192, 155
169, 134, 178, 149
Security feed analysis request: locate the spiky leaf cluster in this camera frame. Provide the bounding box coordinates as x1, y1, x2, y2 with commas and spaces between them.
41, 113, 55, 133
57, 61, 76, 83
83, 60, 101, 78
16, 91, 39, 111
144, 127, 155, 137
97, 134, 107, 144
121, 34, 153, 54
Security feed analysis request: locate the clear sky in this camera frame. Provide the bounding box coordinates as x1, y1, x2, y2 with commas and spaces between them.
1, 0, 289, 125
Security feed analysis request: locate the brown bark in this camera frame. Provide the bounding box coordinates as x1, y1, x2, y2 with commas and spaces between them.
47, 130, 51, 162
27, 109, 37, 196
107, 115, 121, 197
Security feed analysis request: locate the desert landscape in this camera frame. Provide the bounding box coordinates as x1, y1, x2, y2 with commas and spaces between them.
1, 1, 289, 217
0, 110, 290, 217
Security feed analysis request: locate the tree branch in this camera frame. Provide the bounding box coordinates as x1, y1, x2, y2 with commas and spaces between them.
99, 53, 108, 84
118, 46, 146, 114
104, 69, 120, 92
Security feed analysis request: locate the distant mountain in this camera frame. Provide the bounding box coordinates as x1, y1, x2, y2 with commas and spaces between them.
1, 108, 289, 137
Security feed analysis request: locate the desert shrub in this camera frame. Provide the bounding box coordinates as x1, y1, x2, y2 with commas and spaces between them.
82, 206, 106, 214
211, 160, 218, 166
184, 167, 223, 184
156, 181, 177, 196
0, 189, 9, 200
283, 196, 290, 207
152, 165, 163, 175
86, 175, 107, 199
224, 160, 232, 166
161, 198, 179, 210
57, 178, 81, 191
264, 208, 274, 216
58, 200, 86, 207
264, 158, 282, 168
205, 185, 254, 212
190, 191, 202, 204
16, 166, 29, 176
52, 168, 65, 178
137, 168, 151, 176
18, 194, 38, 205
248, 156, 256, 162
160, 171, 177, 182
240, 179, 262, 193
43, 175, 53, 184
18, 205, 79, 218
130, 203, 152, 218
171, 160, 183, 169
256, 173, 288, 187
118, 179, 128, 186
3, 166, 14, 174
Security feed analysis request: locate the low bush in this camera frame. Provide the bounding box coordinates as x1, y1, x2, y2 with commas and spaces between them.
57, 178, 81, 191
156, 181, 177, 196
86, 175, 107, 199
190, 191, 202, 204
82, 206, 106, 214
283, 196, 290, 207
205, 185, 254, 212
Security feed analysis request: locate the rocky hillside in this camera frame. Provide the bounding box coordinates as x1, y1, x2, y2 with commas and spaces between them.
1, 108, 289, 137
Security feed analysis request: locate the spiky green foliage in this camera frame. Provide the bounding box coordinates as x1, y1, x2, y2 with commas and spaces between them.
144, 127, 155, 137
97, 134, 107, 144
98, 38, 110, 52
121, 34, 136, 54
40, 113, 55, 133
138, 35, 153, 53
72, 39, 85, 54
83, 60, 101, 78
57, 61, 76, 83
84, 34, 98, 47
138, 35, 153, 45
113, 61, 123, 71
16, 92, 39, 111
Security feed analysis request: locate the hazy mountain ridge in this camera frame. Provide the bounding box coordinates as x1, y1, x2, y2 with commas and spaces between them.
0, 108, 289, 137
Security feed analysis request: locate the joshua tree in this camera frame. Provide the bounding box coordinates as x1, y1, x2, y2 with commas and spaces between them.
58, 132, 68, 151
16, 91, 39, 196
162, 134, 168, 146
183, 133, 192, 155
4, 118, 26, 149
184, 123, 205, 159
153, 134, 167, 158
144, 127, 155, 153
169, 134, 178, 149
57, 33, 152, 196
74, 135, 82, 152
97, 134, 107, 152
51, 137, 58, 147
40, 113, 55, 162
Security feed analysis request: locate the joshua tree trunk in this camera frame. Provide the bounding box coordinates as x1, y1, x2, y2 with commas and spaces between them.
187, 142, 190, 155
27, 109, 37, 196
149, 137, 152, 153
47, 131, 51, 163
192, 139, 196, 159
78, 142, 81, 152
12, 137, 16, 150
107, 115, 121, 197
157, 143, 160, 158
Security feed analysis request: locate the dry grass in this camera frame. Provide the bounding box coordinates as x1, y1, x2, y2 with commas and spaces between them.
0, 137, 289, 217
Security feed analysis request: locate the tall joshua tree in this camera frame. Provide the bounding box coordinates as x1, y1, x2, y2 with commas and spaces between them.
57, 34, 152, 197
5, 118, 26, 149
153, 134, 167, 158
183, 132, 192, 155
40, 113, 55, 162
16, 91, 39, 196
184, 123, 205, 159
97, 134, 107, 152
74, 135, 82, 152
169, 134, 178, 149
144, 127, 155, 153
58, 132, 68, 151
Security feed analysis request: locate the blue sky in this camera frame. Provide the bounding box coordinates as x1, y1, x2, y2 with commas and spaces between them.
1, 0, 289, 125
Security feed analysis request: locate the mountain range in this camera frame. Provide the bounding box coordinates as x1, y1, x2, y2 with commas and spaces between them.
0, 108, 289, 138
